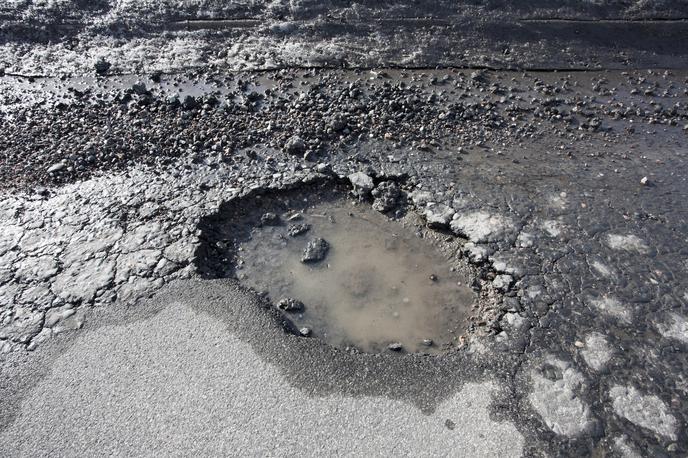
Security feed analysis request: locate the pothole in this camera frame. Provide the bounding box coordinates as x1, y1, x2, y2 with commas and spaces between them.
196, 180, 483, 355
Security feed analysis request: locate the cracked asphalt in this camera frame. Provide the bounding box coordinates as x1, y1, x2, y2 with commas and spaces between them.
2, 1, 688, 457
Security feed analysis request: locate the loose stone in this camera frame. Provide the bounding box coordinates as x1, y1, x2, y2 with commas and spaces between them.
371, 181, 401, 212
285, 135, 306, 155
277, 298, 304, 312
260, 212, 280, 226
288, 223, 310, 237
347, 172, 374, 197
388, 342, 403, 351
425, 204, 455, 229
301, 237, 329, 263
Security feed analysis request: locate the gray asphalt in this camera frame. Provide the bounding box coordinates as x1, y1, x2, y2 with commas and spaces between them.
0, 280, 523, 457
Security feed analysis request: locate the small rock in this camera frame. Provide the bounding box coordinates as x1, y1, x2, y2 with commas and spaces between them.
425, 204, 456, 229
450, 211, 512, 244
285, 212, 303, 221
470, 70, 483, 81
388, 342, 403, 351
422, 339, 433, 346
315, 163, 332, 174
285, 135, 306, 155
348, 172, 374, 197
371, 181, 400, 212
301, 237, 329, 263
299, 327, 312, 337
409, 190, 434, 206
429, 274, 438, 282
47, 162, 65, 173
277, 298, 304, 312
493, 274, 513, 292
260, 212, 280, 226
94, 57, 111, 75
640, 176, 649, 186
330, 116, 347, 132
288, 223, 310, 237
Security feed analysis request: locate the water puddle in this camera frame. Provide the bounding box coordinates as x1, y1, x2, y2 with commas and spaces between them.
231, 197, 475, 354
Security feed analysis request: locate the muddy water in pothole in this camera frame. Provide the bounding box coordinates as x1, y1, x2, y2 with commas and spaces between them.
235, 200, 474, 354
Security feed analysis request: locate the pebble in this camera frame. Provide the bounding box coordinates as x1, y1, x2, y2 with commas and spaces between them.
47, 162, 65, 173
388, 342, 403, 351
277, 297, 304, 312
425, 204, 456, 229
285, 135, 306, 155
260, 212, 280, 226
288, 223, 310, 237
348, 172, 374, 197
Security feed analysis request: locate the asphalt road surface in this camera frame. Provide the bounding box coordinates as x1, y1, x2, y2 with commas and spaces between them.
1, 1, 688, 457
1, 281, 524, 457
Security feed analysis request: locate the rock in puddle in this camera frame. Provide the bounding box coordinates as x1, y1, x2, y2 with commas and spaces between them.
260, 212, 280, 226
301, 237, 329, 263
288, 223, 310, 237
277, 297, 305, 312
388, 342, 403, 352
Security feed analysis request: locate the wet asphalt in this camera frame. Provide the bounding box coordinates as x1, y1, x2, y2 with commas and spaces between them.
0, 280, 524, 457
1, 2, 688, 456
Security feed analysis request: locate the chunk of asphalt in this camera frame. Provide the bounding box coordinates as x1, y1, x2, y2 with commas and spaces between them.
301, 237, 329, 263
